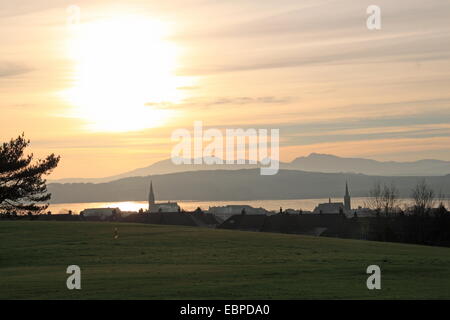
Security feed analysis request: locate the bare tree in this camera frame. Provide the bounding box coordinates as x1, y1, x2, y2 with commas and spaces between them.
365, 182, 400, 216
436, 190, 447, 210
411, 179, 435, 215
365, 182, 383, 213
382, 183, 400, 215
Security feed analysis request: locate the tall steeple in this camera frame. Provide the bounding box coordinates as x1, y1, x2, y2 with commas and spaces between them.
344, 181, 351, 211
148, 181, 155, 211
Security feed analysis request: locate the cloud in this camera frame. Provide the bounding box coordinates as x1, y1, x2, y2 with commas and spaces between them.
179, 31, 450, 76
174, 0, 450, 76
179, 0, 449, 41
0, 1, 59, 18
145, 96, 295, 109
0, 62, 32, 78
196, 96, 295, 106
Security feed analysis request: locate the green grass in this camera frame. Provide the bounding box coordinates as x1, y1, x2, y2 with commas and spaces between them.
1, 221, 450, 299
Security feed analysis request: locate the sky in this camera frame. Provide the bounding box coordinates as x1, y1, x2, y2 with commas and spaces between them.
1, 0, 450, 179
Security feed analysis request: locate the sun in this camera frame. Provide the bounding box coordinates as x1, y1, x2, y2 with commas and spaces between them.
63, 15, 193, 132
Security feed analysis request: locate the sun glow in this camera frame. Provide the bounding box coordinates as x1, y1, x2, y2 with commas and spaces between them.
63, 15, 192, 132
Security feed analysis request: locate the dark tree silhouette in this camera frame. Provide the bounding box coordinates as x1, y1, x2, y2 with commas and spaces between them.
365, 181, 400, 216
411, 179, 435, 215
0, 134, 60, 214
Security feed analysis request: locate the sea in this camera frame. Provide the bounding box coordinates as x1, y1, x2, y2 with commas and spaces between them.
47, 197, 420, 214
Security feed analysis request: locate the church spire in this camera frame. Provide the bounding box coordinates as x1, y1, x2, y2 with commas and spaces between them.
344, 181, 351, 211
148, 180, 155, 210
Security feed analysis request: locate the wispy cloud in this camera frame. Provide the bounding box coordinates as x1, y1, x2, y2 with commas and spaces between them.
0, 62, 32, 78
146, 96, 295, 109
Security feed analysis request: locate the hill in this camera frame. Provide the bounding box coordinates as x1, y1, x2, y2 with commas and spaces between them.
47, 169, 450, 203
1, 221, 450, 299
291, 153, 450, 176
49, 153, 450, 184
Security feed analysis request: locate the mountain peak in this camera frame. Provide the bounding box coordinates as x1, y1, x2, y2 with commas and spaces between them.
307, 153, 339, 159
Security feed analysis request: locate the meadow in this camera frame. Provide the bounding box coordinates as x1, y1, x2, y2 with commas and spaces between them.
1, 221, 449, 299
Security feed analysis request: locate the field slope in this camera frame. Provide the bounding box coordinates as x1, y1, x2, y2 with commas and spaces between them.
1, 221, 449, 299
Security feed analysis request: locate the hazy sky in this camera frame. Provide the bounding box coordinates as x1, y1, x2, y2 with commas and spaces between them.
1, 0, 450, 179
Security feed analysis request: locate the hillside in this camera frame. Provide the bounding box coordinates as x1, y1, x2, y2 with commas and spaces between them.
290, 153, 450, 176
1, 221, 450, 299
49, 153, 450, 184
47, 169, 450, 203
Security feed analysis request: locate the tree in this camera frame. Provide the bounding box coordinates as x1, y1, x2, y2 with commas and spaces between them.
436, 190, 447, 211
381, 183, 400, 216
0, 134, 60, 214
365, 182, 400, 216
411, 179, 435, 215
365, 182, 383, 214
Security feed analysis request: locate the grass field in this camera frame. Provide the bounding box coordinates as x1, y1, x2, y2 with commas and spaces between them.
1, 221, 450, 299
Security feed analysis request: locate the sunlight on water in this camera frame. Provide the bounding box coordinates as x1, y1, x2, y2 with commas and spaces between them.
47, 198, 418, 214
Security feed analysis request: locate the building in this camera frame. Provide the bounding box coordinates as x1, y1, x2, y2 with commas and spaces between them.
313, 183, 352, 214
218, 212, 348, 237
313, 200, 346, 214
122, 209, 222, 228
208, 205, 269, 220
353, 207, 377, 217
80, 208, 121, 219
148, 181, 180, 213
282, 209, 312, 214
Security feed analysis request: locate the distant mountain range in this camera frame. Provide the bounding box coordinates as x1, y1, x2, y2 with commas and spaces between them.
288, 153, 450, 176
50, 153, 450, 184
48, 169, 450, 204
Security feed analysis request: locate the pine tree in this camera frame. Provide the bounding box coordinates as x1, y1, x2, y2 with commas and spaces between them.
0, 134, 60, 214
